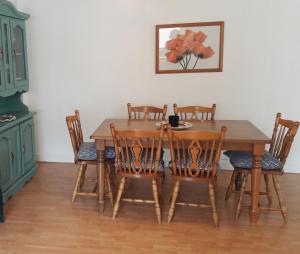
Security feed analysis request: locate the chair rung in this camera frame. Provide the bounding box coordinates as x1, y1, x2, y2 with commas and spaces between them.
121, 198, 155, 204
244, 191, 268, 195
176, 202, 211, 208
259, 207, 281, 211
241, 205, 251, 209
239, 206, 281, 212
83, 178, 97, 182
76, 192, 97, 196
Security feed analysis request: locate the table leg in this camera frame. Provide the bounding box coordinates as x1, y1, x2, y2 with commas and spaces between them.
96, 140, 106, 214
250, 144, 265, 222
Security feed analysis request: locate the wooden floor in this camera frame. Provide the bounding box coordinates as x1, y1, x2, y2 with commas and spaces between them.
1, 163, 300, 254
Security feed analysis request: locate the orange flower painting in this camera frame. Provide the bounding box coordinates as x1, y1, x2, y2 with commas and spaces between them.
165, 29, 214, 70
156, 22, 224, 74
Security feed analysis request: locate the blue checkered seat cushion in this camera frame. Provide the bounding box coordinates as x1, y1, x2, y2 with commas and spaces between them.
77, 142, 116, 161
223, 150, 282, 171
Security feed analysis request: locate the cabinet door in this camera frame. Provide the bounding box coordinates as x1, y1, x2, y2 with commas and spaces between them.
0, 20, 5, 92
20, 118, 36, 173
0, 17, 14, 90
0, 184, 3, 222
0, 129, 13, 191
10, 19, 28, 89
11, 125, 22, 181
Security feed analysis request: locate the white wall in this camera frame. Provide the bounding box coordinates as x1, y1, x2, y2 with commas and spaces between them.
14, 0, 300, 172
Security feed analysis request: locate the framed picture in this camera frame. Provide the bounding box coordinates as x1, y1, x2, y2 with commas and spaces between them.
155, 21, 224, 74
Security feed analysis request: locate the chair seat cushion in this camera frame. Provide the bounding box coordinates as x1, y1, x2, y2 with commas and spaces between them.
223, 150, 282, 170
77, 142, 116, 161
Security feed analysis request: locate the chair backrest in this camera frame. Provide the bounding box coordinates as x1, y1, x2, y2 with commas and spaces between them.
110, 123, 165, 176
173, 104, 216, 120
127, 103, 167, 120
66, 110, 84, 156
167, 125, 226, 178
269, 113, 299, 167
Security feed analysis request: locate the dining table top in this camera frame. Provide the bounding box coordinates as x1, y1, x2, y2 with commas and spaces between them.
91, 118, 271, 144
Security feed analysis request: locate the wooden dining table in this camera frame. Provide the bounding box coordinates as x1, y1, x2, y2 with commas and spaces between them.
91, 119, 271, 223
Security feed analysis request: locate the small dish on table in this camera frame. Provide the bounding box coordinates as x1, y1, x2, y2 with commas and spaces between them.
155, 121, 193, 130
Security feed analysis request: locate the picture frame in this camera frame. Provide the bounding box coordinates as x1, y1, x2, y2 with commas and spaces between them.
155, 21, 224, 74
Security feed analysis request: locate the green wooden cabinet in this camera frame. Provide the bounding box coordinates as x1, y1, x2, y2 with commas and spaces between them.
0, 1, 36, 206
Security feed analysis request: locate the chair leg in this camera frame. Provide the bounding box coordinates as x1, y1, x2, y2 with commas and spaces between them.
112, 177, 126, 220
112, 165, 119, 187
169, 179, 175, 203
208, 181, 219, 227
225, 170, 237, 201
79, 164, 87, 191
264, 174, 272, 206
272, 175, 288, 223
213, 177, 218, 197
152, 178, 161, 224
72, 164, 84, 203
105, 165, 114, 207
93, 163, 99, 194
235, 172, 243, 191
107, 160, 118, 187
167, 180, 180, 223
235, 173, 248, 220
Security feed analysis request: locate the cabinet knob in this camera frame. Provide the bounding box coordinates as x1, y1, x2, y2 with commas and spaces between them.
0, 48, 3, 59
22, 145, 25, 153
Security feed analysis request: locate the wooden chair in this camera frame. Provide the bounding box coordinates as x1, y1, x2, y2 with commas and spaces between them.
110, 123, 165, 223
167, 125, 227, 227
224, 113, 299, 222
66, 110, 115, 205
173, 103, 216, 121
127, 103, 167, 120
